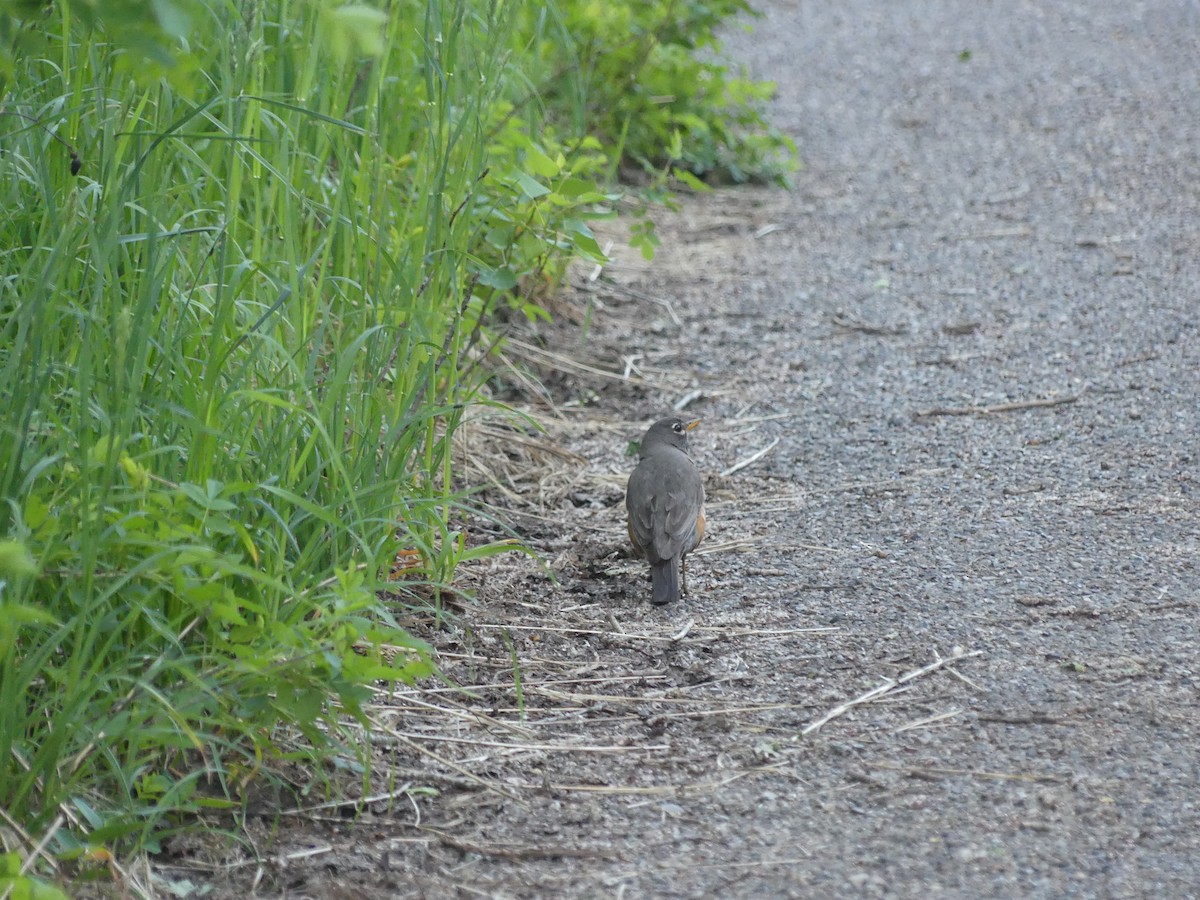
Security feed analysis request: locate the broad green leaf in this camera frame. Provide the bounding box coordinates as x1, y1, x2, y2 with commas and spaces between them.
477, 266, 518, 290
524, 145, 561, 178
513, 171, 550, 199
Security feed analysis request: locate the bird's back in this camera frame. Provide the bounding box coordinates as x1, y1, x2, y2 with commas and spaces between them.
627, 444, 704, 563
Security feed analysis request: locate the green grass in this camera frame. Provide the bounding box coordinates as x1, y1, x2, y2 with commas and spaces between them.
0, 0, 792, 887
0, 0, 539, 871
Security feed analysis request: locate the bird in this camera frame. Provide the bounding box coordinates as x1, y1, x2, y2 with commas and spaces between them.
625, 417, 706, 604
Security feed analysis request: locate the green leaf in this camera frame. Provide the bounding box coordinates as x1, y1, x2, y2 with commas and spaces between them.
327, 5, 389, 57
180, 481, 236, 513
0, 874, 70, 900
513, 171, 550, 200
23, 495, 50, 530
520, 302, 551, 324
672, 168, 712, 192
524, 145, 562, 178
484, 223, 516, 248
566, 222, 606, 261
477, 266, 518, 290
556, 177, 608, 201
0, 540, 37, 579
195, 797, 240, 810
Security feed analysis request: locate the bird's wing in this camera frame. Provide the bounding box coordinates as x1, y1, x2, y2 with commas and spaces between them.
627, 449, 703, 562
626, 464, 659, 560
653, 471, 704, 560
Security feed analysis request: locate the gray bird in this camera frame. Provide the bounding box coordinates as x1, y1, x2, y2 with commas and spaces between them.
625, 417, 706, 604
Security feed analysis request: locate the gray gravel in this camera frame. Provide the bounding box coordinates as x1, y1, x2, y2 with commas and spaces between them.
697, 1, 1200, 893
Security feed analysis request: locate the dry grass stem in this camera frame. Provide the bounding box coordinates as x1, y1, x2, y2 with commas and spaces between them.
381, 731, 671, 754
914, 395, 1079, 418
505, 337, 656, 386
720, 437, 781, 476
830, 311, 909, 336
386, 732, 526, 803
368, 688, 539, 739
586, 278, 683, 325
727, 411, 794, 425
893, 708, 965, 733
951, 225, 1033, 240
867, 762, 1062, 784
422, 827, 620, 861
661, 856, 814, 869
9, 814, 64, 884
802, 649, 982, 735
515, 771, 754, 795
278, 787, 419, 817
674, 388, 707, 410
692, 537, 765, 554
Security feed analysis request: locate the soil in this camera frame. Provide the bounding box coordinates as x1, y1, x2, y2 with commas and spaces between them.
164, 1, 1200, 897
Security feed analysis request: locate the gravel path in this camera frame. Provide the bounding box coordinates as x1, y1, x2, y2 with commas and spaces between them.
688, 2, 1200, 894
211, 3, 1200, 897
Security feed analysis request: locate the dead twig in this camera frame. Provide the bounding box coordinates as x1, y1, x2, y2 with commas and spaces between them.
950, 225, 1032, 240
468, 622, 835, 642
943, 665, 987, 692
581, 279, 683, 326
691, 537, 766, 554
867, 761, 1062, 784
983, 184, 1030, 203
11, 814, 64, 886
529, 688, 806, 715
370, 687, 539, 739
504, 337, 653, 386
914, 395, 1078, 418
720, 437, 781, 477
423, 827, 619, 861
385, 732, 527, 804
802, 648, 982, 735
278, 786, 416, 817
0, 807, 59, 876
674, 388, 707, 410
665, 855, 812, 868
380, 731, 670, 755
511, 771, 754, 796
209, 845, 335, 872
830, 311, 909, 336
893, 708, 964, 733
671, 619, 695, 641
683, 623, 832, 644
978, 713, 1070, 726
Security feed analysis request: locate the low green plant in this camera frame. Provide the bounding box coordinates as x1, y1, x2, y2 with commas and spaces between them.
517, 0, 796, 185
0, 0, 608, 876
0, 849, 69, 900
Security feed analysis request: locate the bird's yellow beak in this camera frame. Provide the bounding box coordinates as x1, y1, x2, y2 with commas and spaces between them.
685, 418, 702, 431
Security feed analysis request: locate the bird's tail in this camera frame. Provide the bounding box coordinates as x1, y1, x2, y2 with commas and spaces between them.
650, 559, 680, 605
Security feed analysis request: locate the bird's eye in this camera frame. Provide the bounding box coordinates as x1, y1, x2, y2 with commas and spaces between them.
672, 422, 682, 432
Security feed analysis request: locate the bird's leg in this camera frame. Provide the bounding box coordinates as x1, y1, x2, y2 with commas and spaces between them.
681, 556, 689, 597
